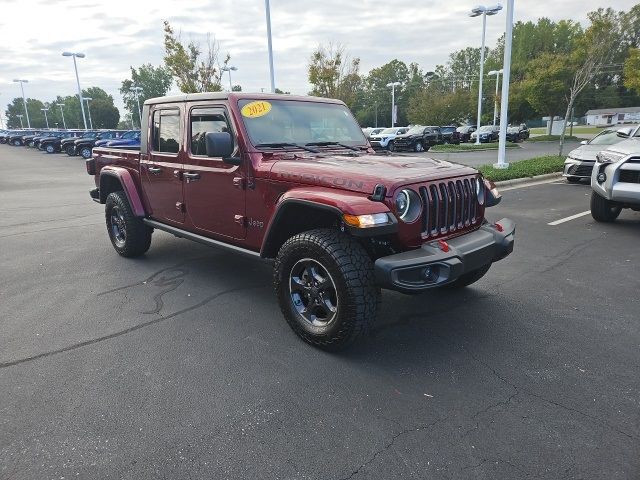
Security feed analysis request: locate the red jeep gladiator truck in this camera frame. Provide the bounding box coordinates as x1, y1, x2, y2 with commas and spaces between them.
87, 93, 514, 349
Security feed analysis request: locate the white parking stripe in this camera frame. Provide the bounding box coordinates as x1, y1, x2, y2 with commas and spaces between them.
547, 210, 591, 226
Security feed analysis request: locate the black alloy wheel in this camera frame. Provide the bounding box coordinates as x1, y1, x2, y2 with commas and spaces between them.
289, 258, 339, 328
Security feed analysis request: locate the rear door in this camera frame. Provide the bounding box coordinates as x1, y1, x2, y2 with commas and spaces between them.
182, 104, 246, 240
140, 106, 185, 224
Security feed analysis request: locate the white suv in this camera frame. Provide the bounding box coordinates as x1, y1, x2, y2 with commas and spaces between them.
369, 127, 409, 151
590, 134, 640, 222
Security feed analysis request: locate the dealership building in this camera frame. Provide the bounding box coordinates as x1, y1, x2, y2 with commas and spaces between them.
585, 106, 640, 126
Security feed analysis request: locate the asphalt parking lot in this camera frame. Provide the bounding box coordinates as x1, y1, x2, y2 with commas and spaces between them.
1, 146, 639, 480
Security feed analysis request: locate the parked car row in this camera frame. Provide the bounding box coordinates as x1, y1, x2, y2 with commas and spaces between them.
0, 128, 141, 158
469, 124, 530, 143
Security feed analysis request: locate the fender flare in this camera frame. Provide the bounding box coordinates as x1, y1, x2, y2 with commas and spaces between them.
99, 166, 146, 217
260, 187, 397, 258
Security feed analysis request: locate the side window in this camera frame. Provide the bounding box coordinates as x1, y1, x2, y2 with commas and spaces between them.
152, 110, 180, 154
190, 108, 231, 156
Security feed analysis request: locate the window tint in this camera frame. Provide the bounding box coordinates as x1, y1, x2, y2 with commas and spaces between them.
152, 110, 180, 153
190, 108, 230, 155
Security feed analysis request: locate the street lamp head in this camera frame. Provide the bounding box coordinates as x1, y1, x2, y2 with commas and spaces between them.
13, 79, 28, 83
486, 4, 503, 15
84, 97, 92, 101
386, 82, 401, 87
130, 86, 143, 93
62, 51, 85, 58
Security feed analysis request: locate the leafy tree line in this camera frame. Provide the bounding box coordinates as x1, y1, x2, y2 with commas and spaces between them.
4, 87, 119, 129
307, 4, 640, 133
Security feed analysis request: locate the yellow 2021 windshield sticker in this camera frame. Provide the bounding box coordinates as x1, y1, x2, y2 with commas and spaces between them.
241, 101, 272, 118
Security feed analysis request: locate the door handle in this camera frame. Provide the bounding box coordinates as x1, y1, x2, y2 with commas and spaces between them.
183, 172, 201, 183
148, 166, 162, 175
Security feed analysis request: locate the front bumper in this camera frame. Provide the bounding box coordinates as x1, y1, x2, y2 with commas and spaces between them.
591, 156, 640, 204
374, 219, 515, 293
563, 158, 594, 178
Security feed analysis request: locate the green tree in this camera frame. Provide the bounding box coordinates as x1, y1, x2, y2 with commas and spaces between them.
120, 64, 173, 126
88, 98, 120, 128
624, 49, 640, 93
522, 53, 572, 133
5, 98, 45, 128
308, 43, 361, 109
163, 20, 230, 93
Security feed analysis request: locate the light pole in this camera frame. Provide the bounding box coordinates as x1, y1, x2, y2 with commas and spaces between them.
84, 97, 93, 129
495, 0, 514, 169
17, 114, 24, 128
13, 79, 31, 128
56, 103, 67, 129
264, 0, 276, 93
469, 4, 502, 144
130, 86, 143, 128
62, 51, 88, 130
41, 106, 50, 129
222, 66, 238, 91
386, 82, 401, 127
488, 69, 503, 126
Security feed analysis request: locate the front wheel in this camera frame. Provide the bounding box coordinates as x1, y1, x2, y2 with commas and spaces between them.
274, 229, 379, 349
590, 191, 621, 222
414, 142, 425, 152
105, 191, 152, 257
387, 140, 394, 152
80, 146, 92, 159
45, 144, 56, 154
66, 145, 76, 156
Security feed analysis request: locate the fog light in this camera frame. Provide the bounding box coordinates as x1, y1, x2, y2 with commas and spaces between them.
597, 172, 606, 183
423, 265, 439, 283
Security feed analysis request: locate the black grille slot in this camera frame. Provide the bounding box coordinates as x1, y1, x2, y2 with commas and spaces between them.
619, 170, 640, 183
418, 178, 481, 237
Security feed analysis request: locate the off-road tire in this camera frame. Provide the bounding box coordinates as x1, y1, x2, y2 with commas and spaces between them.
66, 145, 76, 156
590, 191, 621, 222
45, 144, 55, 154
443, 264, 491, 289
274, 229, 379, 349
105, 191, 152, 257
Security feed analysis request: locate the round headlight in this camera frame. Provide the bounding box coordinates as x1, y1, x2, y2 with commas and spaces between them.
394, 189, 422, 223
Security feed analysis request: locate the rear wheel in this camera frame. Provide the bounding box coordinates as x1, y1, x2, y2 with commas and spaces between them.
105, 191, 152, 257
274, 229, 379, 349
590, 191, 621, 222
13, 139, 22, 146
66, 145, 76, 156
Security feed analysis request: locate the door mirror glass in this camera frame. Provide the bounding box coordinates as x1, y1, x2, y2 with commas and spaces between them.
205, 131, 234, 158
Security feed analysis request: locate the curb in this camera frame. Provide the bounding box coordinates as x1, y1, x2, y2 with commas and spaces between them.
494, 172, 563, 188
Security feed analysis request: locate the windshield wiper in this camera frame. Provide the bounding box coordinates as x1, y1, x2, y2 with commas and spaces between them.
254, 142, 319, 153
305, 141, 363, 151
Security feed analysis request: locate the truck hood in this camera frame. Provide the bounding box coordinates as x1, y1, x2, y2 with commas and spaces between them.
268, 153, 477, 195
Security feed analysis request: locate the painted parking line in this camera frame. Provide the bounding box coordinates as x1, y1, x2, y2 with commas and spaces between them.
548, 210, 591, 226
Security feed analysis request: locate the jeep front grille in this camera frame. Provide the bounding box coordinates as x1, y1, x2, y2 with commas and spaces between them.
418, 178, 481, 236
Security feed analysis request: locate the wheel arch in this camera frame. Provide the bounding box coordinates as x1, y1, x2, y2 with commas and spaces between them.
99, 167, 146, 217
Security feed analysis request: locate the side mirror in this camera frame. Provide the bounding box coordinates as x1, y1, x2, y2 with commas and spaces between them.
616, 128, 632, 138
580, 140, 588, 145
205, 131, 239, 164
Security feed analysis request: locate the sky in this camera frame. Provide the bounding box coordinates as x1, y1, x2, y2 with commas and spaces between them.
0, 0, 631, 124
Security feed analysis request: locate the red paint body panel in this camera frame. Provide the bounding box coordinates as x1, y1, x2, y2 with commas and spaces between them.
91, 93, 487, 256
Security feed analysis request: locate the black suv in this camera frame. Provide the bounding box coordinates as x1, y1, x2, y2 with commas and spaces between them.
393, 125, 442, 152
75, 131, 121, 159
440, 126, 461, 145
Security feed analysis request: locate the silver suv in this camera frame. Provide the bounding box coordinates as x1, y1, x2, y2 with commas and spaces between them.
590, 136, 640, 222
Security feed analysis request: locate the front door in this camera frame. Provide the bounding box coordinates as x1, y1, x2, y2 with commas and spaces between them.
140, 106, 185, 224
183, 105, 246, 240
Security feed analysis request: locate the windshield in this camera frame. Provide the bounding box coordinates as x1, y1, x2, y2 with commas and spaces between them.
588, 129, 626, 146
380, 128, 398, 135
441, 127, 455, 133
238, 99, 366, 147
478, 126, 493, 133
407, 125, 424, 135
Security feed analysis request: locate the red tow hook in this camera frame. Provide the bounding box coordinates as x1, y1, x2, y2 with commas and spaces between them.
438, 239, 450, 253
494, 222, 504, 232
